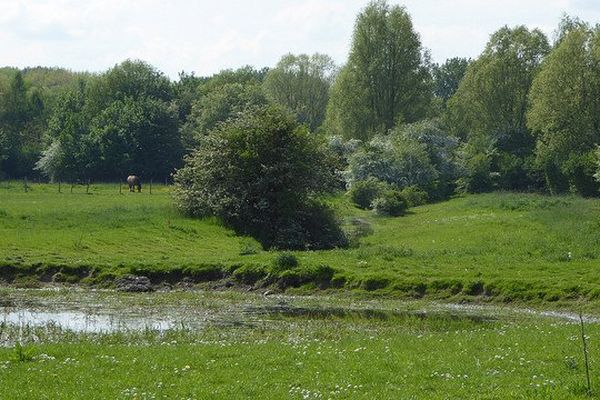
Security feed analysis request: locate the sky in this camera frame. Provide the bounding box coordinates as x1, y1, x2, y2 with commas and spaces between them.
1, 0, 600, 79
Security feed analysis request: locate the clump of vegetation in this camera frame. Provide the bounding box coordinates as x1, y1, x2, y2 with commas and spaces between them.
372, 190, 408, 217
173, 105, 347, 250
343, 217, 374, 248
232, 264, 268, 285
272, 252, 299, 273
238, 238, 261, 256
400, 185, 429, 207
348, 178, 387, 209
12, 342, 34, 362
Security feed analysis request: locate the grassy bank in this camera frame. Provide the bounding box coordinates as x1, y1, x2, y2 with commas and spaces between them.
1, 181, 600, 306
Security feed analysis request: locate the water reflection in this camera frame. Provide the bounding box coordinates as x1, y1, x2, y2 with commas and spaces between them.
1, 309, 181, 333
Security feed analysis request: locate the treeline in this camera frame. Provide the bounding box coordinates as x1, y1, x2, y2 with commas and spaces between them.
1, 1, 600, 199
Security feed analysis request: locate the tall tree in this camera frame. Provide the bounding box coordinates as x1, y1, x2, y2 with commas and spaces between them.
432, 57, 469, 102
86, 59, 173, 114
91, 96, 181, 180
528, 23, 600, 195
325, 0, 432, 140
36, 81, 96, 182
0, 71, 47, 177
263, 53, 336, 131
182, 67, 270, 147
447, 26, 550, 191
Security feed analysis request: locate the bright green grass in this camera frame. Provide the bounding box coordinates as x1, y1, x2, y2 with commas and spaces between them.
2, 181, 600, 305
0, 289, 598, 399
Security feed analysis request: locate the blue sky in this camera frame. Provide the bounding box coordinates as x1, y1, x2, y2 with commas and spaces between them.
1, 0, 599, 79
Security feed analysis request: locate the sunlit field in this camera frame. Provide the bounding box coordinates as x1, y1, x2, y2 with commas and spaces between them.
2, 182, 600, 308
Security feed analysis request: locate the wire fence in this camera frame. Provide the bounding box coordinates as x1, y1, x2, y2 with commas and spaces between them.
0, 177, 172, 195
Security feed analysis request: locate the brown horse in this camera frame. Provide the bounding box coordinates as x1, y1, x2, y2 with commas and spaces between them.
127, 175, 142, 192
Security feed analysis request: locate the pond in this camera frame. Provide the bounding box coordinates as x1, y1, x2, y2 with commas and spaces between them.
0, 288, 594, 338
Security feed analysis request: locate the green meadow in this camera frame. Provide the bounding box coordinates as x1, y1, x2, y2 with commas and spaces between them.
1, 181, 600, 307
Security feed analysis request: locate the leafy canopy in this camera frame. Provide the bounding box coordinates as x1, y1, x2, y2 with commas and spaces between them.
325, 0, 432, 140
173, 105, 346, 250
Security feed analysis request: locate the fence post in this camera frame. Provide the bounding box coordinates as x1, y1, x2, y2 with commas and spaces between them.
86, 179, 90, 194
150, 178, 153, 195
23, 177, 28, 192
58, 181, 61, 193
119, 180, 122, 194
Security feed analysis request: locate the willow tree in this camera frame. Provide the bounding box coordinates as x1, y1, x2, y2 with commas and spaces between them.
447, 26, 550, 191
325, 0, 432, 141
528, 23, 600, 195
263, 53, 336, 132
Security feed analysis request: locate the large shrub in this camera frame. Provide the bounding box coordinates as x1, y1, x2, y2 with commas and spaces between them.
400, 185, 428, 207
348, 178, 387, 209
173, 105, 347, 250
372, 190, 408, 217
346, 135, 438, 192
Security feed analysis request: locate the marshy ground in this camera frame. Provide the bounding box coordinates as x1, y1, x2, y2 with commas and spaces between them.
1, 288, 599, 399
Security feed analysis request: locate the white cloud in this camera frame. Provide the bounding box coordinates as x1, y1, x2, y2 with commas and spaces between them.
0, 0, 598, 78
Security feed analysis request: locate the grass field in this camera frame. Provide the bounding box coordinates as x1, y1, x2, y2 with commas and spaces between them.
1, 181, 600, 306
3, 183, 600, 399
1, 289, 599, 399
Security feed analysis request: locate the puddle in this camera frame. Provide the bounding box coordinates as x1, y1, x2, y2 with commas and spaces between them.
1, 309, 180, 333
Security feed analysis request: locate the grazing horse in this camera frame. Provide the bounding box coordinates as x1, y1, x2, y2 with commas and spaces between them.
127, 175, 142, 192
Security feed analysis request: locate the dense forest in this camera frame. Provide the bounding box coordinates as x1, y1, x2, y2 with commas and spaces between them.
1, 2, 600, 203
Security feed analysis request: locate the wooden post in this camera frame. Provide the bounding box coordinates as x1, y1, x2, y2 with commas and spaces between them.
86, 179, 90, 194
150, 178, 153, 195
119, 180, 122, 194
58, 181, 61, 193
23, 177, 28, 192
70, 183, 74, 193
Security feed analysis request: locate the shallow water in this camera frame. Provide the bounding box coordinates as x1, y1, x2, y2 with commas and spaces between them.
1, 309, 181, 333
0, 288, 595, 337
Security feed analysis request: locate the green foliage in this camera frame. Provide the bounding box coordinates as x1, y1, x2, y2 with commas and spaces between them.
180, 66, 270, 148
91, 96, 182, 179
86, 60, 172, 112
263, 53, 335, 131
271, 252, 299, 273
36, 60, 182, 181
400, 185, 428, 207
0, 71, 47, 178
528, 24, 600, 196
35, 81, 94, 182
455, 133, 496, 193
346, 134, 438, 194
448, 26, 549, 191
11, 342, 34, 362
372, 189, 408, 217
325, 0, 432, 140
184, 82, 268, 142
232, 264, 268, 285
348, 178, 387, 209
393, 119, 459, 199
173, 106, 346, 250
432, 57, 470, 102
